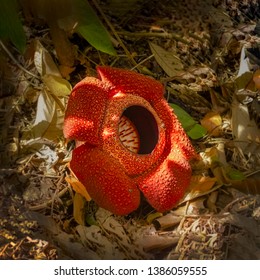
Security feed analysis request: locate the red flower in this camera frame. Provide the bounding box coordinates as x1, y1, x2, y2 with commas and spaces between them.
64, 66, 196, 215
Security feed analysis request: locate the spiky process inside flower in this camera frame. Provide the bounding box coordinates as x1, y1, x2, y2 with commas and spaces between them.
64, 66, 196, 215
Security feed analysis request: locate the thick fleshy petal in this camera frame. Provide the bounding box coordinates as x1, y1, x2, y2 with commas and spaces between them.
152, 98, 197, 161
70, 143, 140, 215
64, 77, 110, 144
137, 148, 192, 212
97, 66, 164, 102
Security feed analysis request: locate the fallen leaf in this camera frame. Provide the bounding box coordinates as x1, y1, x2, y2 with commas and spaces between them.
73, 192, 86, 225
253, 69, 260, 89
146, 212, 163, 224
231, 97, 260, 152
42, 74, 72, 97
49, 22, 76, 70
200, 111, 222, 137
188, 175, 217, 193
170, 103, 207, 139
228, 172, 260, 194
206, 191, 218, 213
149, 42, 183, 76
28, 90, 65, 141
65, 173, 92, 202
178, 175, 218, 205
34, 40, 61, 77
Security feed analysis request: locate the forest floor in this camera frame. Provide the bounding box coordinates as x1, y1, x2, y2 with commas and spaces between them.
0, 0, 260, 259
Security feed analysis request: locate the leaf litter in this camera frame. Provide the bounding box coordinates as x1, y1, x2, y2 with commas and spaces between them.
0, 0, 260, 260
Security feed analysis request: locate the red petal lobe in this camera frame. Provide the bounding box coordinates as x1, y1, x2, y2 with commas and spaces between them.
64, 77, 109, 144
70, 143, 140, 215
97, 66, 163, 102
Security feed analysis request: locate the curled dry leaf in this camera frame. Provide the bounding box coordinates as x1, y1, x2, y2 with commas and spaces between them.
65, 172, 91, 202
231, 97, 260, 153
29, 90, 65, 140
178, 175, 218, 204
200, 111, 222, 137
34, 40, 61, 77
23, 40, 72, 142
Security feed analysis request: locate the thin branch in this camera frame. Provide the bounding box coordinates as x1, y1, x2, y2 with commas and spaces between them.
90, 0, 138, 66
0, 40, 39, 79
117, 31, 191, 45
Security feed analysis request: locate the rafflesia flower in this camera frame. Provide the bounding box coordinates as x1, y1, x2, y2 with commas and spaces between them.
64, 66, 196, 215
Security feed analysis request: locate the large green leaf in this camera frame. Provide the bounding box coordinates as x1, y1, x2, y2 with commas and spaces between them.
74, 0, 116, 55
0, 0, 26, 53
170, 103, 207, 140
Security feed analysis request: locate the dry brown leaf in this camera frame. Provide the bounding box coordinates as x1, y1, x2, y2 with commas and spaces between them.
28, 90, 65, 141
153, 213, 182, 230
49, 22, 75, 69
139, 234, 179, 252
76, 224, 127, 259
25, 211, 100, 259
206, 191, 218, 213
23, 40, 72, 142
211, 166, 228, 185
231, 97, 260, 153
22, 0, 76, 74
149, 42, 183, 76
34, 40, 60, 77
226, 171, 260, 195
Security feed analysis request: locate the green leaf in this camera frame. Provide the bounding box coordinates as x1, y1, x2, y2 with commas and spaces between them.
170, 103, 207, 140
226, 168, 246, 181
74, 0, 116, 55
187, 123, 207, 140
0, 0, 26, 53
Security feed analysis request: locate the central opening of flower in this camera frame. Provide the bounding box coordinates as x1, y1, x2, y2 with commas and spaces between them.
119, 105, 159, 154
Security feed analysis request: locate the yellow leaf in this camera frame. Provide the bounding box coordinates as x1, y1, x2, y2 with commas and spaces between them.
200, 111, 222, 137
146, 212, 163, 224
65, 167, 91, 202
42, 74, 72, 97
178, 175, 219, 205
73, 192, 86, 225
253, 69, 260, 89
188, 175, 217, 192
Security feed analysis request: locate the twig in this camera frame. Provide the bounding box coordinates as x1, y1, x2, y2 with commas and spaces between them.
117, 31, 191, 45
90, 0, 138, 66
28, 185, 69, 211
130, 54, 154, 71
0, 40, 39, 79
